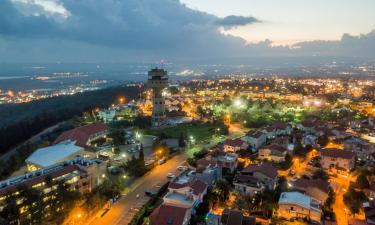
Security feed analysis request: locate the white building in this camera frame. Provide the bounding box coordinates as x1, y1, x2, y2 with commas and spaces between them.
278, 192, 322, 223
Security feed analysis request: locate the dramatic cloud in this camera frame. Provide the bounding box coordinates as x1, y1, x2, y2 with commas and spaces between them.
215, 15, 259, 30
0, 0, 374, 62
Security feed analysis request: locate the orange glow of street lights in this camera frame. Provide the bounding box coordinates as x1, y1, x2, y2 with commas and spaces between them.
119, 97, 125, 104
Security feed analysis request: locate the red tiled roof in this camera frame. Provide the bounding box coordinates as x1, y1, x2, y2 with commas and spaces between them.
190, 180, 208, 195
246, 130, 265, 138
292, 179, 330, 194
261, 144, 288, 153
225, 138, 246, 147
320, 148, 355, 160
348, 219, 371, 225
242, 163, 278, 179
54, 122, 108, 147
150, 203, 189, 225
168, 180, 208, 196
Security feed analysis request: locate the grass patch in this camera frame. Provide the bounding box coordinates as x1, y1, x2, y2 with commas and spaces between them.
145, 122, 226, 143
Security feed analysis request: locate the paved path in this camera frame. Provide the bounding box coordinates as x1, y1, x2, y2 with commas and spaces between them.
87, 153, 187, 225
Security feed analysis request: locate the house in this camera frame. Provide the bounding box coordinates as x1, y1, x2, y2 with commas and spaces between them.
98, 109, 116, 123
240, 163, 278, 190
165, 180, 208, 209
363, 201, 375, 225
273, 122, 292, 136
54, 122, 109, 149
270, 136, 290, 148
150, 203, 191, 225
220, 208, 256, 225
344, 138, 375, 161
193, 165, 222, 186
223, 138, 249, 152
278, 192, 322, 223
197, 152, 238, 173
320, 148, 356, 175
258, 144, 288, 162
241, 130, 267, 150
291, 179, 331, 203
25, 141, 96, 171
233, 174, 265, 196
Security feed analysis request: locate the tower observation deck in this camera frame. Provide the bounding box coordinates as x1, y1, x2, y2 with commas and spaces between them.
147, 67, 168, 127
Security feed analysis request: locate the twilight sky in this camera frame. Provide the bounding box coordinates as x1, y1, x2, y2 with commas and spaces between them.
0, 0, 374, 63
181, 0, 375, 45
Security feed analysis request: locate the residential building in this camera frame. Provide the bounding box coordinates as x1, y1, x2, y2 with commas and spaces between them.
291, 179, 331, 203
197, 152, 238, 173
220, 208, 256, 225
164, 180, 208, 210
241, 130, 267, 150
320, 148, 356, 175
223, 138, 249, 152
193, 165, 222, 186
363, 201, 375, 225
98, 109, 116, 123
240, 163, 278, 190
150, 203, 191, 225
278, 192, 322, 223
258, 144, 288, 162
0, 157, 106, 219
233, 174, 265, 196
344, 138, 375, 161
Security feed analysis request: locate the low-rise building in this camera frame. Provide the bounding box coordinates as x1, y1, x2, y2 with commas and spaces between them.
150, 203, 191, 225
291, 179, 331, 203
344, 138, 375, 161
98, 109, 116, 123
165, 180, 208, 210
240, 163, 278, 190
278, 192, 322, 223
241, 130, 267, 150
0, 157, 106, 216
25, 141, 95, 171
54, 122, 109, 149
220, 208, 256, 225
197, 152, 238, 173
223, 138, 249, 153
258, 144, 288, 162
233, 174, 265, 196
320, 148, 356, 175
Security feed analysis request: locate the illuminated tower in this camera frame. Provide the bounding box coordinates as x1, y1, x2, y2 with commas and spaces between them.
147, 67, 168, 127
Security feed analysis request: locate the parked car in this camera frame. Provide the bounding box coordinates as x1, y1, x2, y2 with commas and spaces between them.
177, 166, 187, 171
158, 158, 166, 165
167, 173, 175, 179
145, 191, 157, 197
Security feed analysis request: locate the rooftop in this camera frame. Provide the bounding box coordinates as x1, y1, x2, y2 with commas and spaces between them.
54, 122, 108, 147
25, 141, 84, 168
279, 192, 321, 211
150, 203, 189, 225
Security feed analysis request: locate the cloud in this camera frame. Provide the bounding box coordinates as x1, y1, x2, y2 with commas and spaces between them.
215, 15, 259, 30
0, 0, 374, 62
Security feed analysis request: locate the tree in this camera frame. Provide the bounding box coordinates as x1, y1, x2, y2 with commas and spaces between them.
312, 169, 329, 181
213, 179, 230, 203
178, 133, 186, 148
356, 173, 370, 189
139, 144, 145, 162
343, 187, 368, 215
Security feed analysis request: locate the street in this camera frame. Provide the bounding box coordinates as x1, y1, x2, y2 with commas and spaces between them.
87, 153, 187, 225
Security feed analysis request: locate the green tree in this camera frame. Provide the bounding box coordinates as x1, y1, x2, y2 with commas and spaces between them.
343, 187, 368, 215
312, 169, 329, 181
178, 133, 186, 148
356, 173, 370, 189
213, 179, 230, 203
